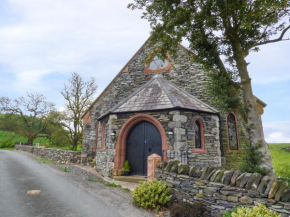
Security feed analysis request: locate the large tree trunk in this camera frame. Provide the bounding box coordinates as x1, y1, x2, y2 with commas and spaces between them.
233, 45, 274, 175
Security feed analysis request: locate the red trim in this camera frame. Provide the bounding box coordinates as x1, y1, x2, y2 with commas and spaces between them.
114, 114, 169, 170
93, 122, 99, 152
192, 118, 208, 153
100, 123, 106, 151
144, 54, 172, 74
226, 112, 240, 153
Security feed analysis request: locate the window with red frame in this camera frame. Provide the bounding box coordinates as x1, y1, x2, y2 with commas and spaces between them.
101, 123, 106, 151
192, 119, 207, 153
144, 55, 171, 74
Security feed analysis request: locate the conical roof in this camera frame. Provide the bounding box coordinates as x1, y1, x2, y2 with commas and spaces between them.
98, 74, 218, 119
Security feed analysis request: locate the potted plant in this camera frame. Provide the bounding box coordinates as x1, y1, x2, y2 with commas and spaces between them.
121, 160, 131, 176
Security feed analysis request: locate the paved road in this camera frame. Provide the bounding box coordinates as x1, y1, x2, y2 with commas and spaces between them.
0, 150, 153, 217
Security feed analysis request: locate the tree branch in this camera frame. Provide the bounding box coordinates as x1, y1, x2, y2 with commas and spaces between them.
248, 25, 290, 50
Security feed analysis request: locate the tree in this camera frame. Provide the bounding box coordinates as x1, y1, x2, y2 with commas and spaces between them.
128, 0, 290, 172
0, 93, 55, 144
61, 72, 97, 151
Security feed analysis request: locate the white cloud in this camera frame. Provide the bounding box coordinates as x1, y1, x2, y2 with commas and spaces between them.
0, 0, 151, 94
264, 120, 290, 143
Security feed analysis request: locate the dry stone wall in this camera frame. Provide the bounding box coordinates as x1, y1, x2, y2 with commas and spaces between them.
15, 145, 81, 164
156, 161, 290, 217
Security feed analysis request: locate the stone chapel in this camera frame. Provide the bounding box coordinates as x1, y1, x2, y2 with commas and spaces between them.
81, 39, 266, 177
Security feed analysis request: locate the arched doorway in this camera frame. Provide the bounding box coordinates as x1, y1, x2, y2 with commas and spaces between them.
126, 121, 162, 175
114, 114, 169, 174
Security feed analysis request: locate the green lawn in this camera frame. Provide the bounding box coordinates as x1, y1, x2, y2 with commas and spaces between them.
0, 131, 50, 144
269, 143, 290, 180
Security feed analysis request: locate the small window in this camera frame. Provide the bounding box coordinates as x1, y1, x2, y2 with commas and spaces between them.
93, 122, 99, 152
227, 113, 239, 151
195, 121, 202, 149
101, 123, 106, 151
144, 54, 171, 74
192, 119, 207, 153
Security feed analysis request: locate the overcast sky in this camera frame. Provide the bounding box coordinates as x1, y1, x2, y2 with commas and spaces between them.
0, 0, 289, 143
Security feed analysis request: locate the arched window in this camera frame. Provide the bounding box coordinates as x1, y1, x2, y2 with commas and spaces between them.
227, 113, 239, 151
195, 121, 202, 149
192, 119, 207, 153
144, 55, 171, 74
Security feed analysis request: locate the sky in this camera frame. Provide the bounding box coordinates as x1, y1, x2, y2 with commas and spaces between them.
0, 0, 289, 143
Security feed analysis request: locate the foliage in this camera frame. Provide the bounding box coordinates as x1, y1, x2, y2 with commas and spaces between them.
231, 204, 281, 217
206, 71, 241, 114
60, 166, 70, 173
222, 209, 238, 217
106, 183, 122, 188
128, 0, 290, 170
132, 180, 172, 210
122, 160, 131, 172
239, 144, 269, 175
60, 72, 97, 151
269, 143, 290, 183
170, 201, 206, 217
0, 93, 55, 144
33, 157, 55, 164
0, 140, 14, 149
90, 161, 96, 167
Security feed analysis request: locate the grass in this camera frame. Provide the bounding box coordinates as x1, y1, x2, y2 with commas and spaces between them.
60, 166, 70, 173
47, 146, 82, 152
269, 143, 290, 182
86, 177, 131, 191
33, 157, 55, 164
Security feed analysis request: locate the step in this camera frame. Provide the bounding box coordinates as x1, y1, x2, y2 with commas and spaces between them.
113, 175, 147, 183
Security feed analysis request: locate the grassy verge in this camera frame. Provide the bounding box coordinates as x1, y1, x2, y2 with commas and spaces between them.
269, 143, 290, 182
87, 177, 130, 191
33, 157, 55, 164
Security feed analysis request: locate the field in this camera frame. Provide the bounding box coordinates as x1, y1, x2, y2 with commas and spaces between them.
269, 143, 290, 180
0, 131, 81, 151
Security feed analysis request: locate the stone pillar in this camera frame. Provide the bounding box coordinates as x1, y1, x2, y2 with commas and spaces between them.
147, 154, 162, 181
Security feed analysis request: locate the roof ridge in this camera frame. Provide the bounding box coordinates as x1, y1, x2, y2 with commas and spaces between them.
162, 79, 218, 113
156, 77, 180, 108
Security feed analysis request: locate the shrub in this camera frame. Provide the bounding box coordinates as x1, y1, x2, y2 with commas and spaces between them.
131, 180, 172, 210
0, 140, 14, 149
231, 204, 281, 217
170, 201, 206, 217
222, 209, 237, 217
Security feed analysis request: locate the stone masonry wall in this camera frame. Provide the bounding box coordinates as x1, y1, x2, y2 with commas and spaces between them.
156, 162, 290, 217
15, 145, 81, 164
83, 41, 261, 170
95, 110, 221, 177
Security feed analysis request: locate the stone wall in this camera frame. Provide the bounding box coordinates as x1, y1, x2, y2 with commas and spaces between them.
156, 162, 290, 217
15, 145, 81, 164
82, 40, 264, 171
94, 110, 221, 177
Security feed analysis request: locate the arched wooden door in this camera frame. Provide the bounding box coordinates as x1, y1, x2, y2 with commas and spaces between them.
126, 121, 162, 176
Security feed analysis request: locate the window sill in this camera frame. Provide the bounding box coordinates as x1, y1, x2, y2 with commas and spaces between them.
192, 148, 208, 153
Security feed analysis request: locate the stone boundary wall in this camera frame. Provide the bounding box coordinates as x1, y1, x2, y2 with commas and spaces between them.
15, 145, 81, 164
155, 162, 290, 217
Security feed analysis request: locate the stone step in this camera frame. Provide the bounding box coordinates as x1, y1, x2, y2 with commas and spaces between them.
113, 175, 147, 183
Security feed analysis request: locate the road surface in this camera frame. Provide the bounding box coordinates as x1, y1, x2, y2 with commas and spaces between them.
0, 150, 153, 217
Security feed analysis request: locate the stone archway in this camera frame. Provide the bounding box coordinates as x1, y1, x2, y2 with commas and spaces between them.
114, 114, 169, 171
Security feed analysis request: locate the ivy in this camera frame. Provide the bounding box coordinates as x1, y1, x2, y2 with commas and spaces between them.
206, 70, 241, 114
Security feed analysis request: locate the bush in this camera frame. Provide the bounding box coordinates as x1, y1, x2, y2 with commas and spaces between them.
0, 140, 14, 149
230, 204, 281, 217
131, 180, 172, 210
170, 201, 206, 217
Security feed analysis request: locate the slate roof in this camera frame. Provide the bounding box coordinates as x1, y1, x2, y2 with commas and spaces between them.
98, 75, 218, 120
